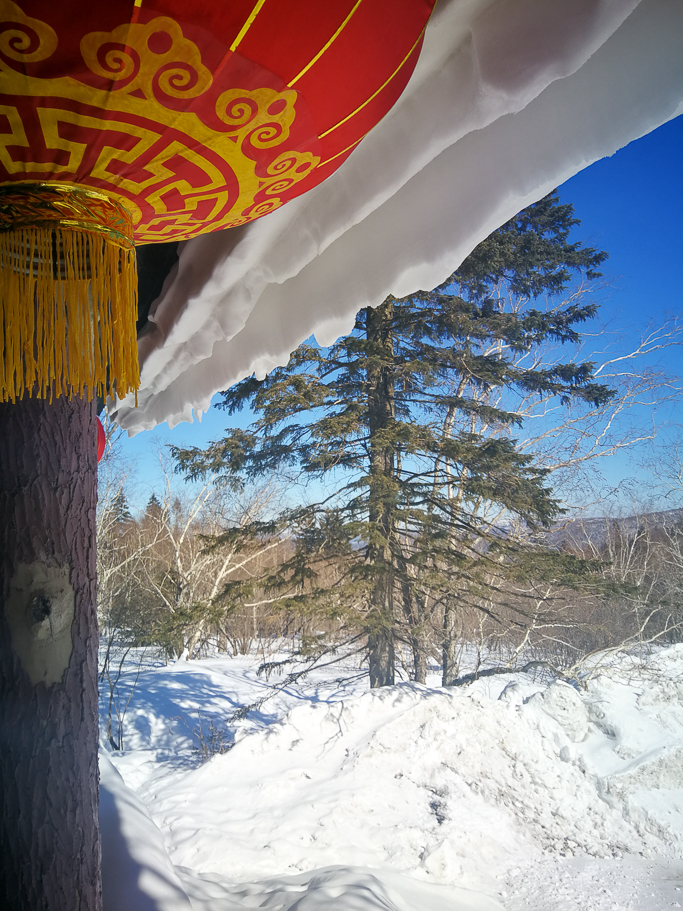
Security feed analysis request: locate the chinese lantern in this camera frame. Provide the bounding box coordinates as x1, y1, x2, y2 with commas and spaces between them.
0, 0, 435, 403
96, 416, 106, 462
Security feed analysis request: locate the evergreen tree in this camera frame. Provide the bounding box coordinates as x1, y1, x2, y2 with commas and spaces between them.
145, 491, 163, 523
174, 192, 613, 686
111, 489, 133, 525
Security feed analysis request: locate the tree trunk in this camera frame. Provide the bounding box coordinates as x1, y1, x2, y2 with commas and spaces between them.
400, 578, 428, 685
368, 626, 395, 688
0, 392, 101, 911
412, 634, 428, 685
442, 601, 459, 686
366, 301, 397, 688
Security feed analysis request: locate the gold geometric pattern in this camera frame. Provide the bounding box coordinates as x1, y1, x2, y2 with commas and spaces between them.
0, 0, 320, 244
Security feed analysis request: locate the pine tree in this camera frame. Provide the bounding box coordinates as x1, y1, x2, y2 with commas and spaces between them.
174, 192, 613, 686
145, 491, 163, 522
111, 489, 132, 525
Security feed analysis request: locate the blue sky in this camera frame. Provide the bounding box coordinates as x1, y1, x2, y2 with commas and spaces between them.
560, 114, 682, 366
114, 115, 683, 511
557, 114, 682, 504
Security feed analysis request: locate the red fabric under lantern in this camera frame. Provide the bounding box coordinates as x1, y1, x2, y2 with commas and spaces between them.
0, 0, 436, 244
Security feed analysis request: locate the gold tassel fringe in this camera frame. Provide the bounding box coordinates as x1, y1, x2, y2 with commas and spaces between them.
0, 184, 139, 403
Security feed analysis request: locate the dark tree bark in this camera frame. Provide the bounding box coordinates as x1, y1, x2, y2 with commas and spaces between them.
0, 392, 101, 911
442, 601, 459, 686
366, 301, 397, 688
411, 633, 428, 685
399, 576, 428, 685
368, 626, 395, 688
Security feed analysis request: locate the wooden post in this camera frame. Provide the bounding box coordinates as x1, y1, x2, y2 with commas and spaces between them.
0, 392, 101, 911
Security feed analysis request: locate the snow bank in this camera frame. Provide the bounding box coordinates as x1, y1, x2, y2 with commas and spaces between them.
100, 752, 192, 911
111, 0, 683, 433
100, 657, 506, 909
102, 757, 500, 911
102, 646, 683, 910
124, 679, 672, 887
178, 866, 503, 911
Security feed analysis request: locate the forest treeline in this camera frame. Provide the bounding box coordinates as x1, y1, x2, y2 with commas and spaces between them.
97, 476, 683, 682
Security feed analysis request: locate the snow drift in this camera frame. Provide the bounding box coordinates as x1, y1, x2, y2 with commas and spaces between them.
100, 645, 683, 910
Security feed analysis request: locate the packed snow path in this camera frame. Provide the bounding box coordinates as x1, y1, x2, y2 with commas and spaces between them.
100, 646, 683, 910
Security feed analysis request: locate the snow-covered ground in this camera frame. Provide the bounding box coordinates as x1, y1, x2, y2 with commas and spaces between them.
99, 644, 683, 910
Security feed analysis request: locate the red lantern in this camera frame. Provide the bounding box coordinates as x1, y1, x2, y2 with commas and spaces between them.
96, 416, 105, 462
0, 0, 435, 402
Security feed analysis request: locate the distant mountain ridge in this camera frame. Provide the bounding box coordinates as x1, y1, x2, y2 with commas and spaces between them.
539, 506, 683, 549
